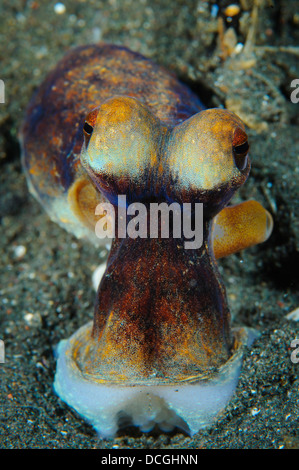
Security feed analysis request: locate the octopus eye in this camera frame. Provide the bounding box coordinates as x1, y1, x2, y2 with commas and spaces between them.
232, 128, 249, 171
83, 121, 94, 148
83, 122, 94, 135
83, 106, 101, 148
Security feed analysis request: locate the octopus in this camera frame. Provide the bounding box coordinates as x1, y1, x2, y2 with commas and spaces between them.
20, 44, 273, 437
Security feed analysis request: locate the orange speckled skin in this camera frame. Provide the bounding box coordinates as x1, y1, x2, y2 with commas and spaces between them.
78, 99, 252, 382
21, 44, 271, 385
21, 44, 203, 207
212, 200, 273, 259
79, 225, 233, 382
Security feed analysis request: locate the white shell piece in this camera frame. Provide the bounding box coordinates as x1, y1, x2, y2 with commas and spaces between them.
54, 323, 256, 438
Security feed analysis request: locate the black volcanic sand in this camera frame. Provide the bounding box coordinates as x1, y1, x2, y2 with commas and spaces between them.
0, 0, 299, 449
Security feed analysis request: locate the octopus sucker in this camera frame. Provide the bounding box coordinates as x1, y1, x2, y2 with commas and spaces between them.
20, 43, 273, 437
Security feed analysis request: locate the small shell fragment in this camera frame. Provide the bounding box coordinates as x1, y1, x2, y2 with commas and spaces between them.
92, 263, 107, 291
13, 245, 26, 259
54, 3, 66, 15
285, 307, 299, 322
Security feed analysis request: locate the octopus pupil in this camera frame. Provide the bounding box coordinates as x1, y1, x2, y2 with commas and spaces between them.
233, 140, 249, 171
233, 141, 249, 155
84, 122, 93, 135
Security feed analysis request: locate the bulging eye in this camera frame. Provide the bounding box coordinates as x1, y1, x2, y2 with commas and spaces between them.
83, 122, 93, 135
232, 127, 249, 171
83, 122, 93, 148
83, 106, 100, 148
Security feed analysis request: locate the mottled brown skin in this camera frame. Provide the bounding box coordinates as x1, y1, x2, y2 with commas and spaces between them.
78, 98, 251, 383
21, 44, 272, 385
78, 223, 231, 382
21, 44, 202, 209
